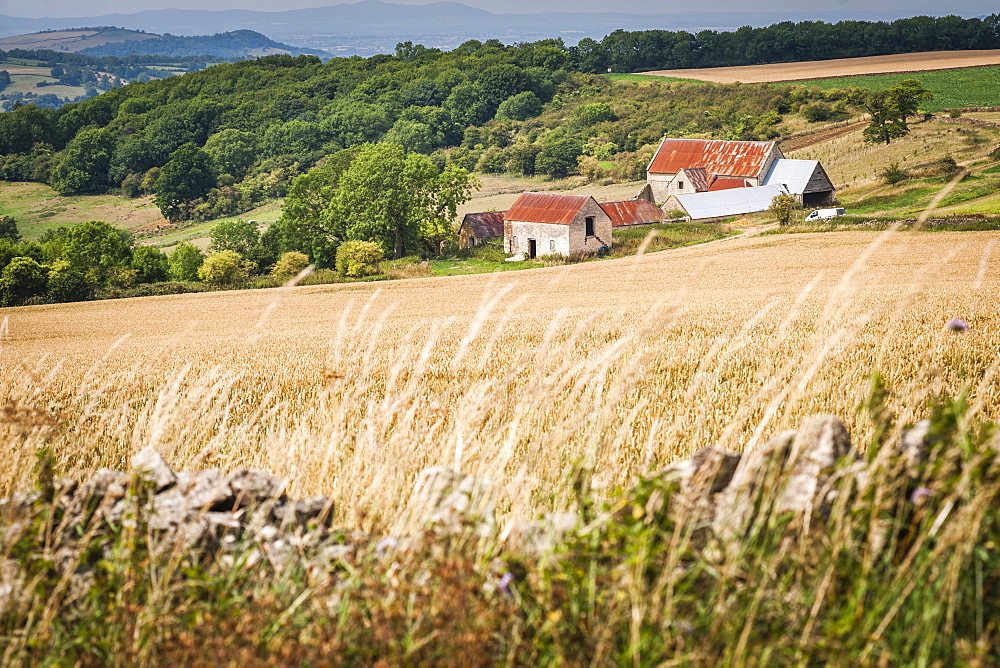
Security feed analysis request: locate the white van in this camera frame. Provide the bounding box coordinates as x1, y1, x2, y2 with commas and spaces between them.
805, 207, 845, 221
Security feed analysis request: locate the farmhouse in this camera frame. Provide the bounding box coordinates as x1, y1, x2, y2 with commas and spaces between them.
458, 211, 505, 248
646, 138, 784, 204
504, 193, 612, 258
599, 200, 666, 227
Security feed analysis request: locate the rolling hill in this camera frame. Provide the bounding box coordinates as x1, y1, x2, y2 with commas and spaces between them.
0, 27, 330, 59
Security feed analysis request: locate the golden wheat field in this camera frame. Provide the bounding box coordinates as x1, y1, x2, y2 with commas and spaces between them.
642, 49, 1000, 83
3, 229, 999, 530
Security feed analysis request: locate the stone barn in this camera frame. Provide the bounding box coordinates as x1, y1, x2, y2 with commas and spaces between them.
646, 138, 784, 204
458, 211, 505, 248
504, 193, 612, 258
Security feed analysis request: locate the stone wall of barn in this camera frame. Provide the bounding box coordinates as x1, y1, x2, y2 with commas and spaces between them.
567, 198, 613, 254
508, 221, 571, 257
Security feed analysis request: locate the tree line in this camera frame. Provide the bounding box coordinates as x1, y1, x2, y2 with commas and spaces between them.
570, 14, 1000, 73
0, 137, 474, 307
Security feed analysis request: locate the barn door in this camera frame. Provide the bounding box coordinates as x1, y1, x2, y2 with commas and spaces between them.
528, 239, 536, 259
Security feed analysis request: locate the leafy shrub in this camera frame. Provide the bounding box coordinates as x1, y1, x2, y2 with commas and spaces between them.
769, 192, 798, 225
271, 251, 311, 281
168, 242, 205, 282
46, 261, 93, 303
0, 256, 47, 306
475, 146, 509, 174
880, 162, 910, 186
572, 102, 616, 126
197, 249, 251, 285
336, 240, 384, 277
802, 101, 834, 122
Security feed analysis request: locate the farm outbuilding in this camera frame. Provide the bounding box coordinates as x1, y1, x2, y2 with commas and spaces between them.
761, 159, 836, 207
599, 200, 665, 227
675, 184, 789, 222
458, 211, 505, 248
646, 138, 784, 204
504, 193, 612, 258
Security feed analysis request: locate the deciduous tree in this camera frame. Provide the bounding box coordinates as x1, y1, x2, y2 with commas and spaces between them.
328, 142, 476, 259
0, 216, 20, 241
154, 143, 217, 221
862, 79, 933, 145
131, 245, 169, 283
50, 127, 114, 194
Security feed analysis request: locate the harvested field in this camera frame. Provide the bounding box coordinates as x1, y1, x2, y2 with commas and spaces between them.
4, 229, 999, 529
641, 49, 1000, 83
780, 120, 867, 152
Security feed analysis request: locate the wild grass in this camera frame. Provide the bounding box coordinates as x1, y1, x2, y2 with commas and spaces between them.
1, 217, 999, 661
610, 221, 735, 255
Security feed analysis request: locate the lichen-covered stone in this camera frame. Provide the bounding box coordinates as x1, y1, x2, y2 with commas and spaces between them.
130, 447, 177, 492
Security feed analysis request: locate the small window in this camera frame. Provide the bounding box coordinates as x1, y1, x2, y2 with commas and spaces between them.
678, 181, 684, 190
585, 217, 595, 237
549, 239, 555, 251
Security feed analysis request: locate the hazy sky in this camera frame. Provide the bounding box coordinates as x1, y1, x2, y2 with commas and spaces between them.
3, 0, 997, 18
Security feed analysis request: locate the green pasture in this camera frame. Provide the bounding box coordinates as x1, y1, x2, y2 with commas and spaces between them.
800, 65, 1000, 111
604, 73, 699, 84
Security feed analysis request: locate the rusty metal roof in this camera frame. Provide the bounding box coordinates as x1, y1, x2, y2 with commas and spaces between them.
707, 176, 749, 192
505, 193, 592, 225
461, 211, 506, 238
681, 167, 710, 192
599, 200, 665, 227
648, 138, 776, 178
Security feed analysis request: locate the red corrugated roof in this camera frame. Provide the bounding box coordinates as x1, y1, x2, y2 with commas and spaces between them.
682, 167, 710, 192
599, 200, 665, 227
504, 193, 591, 225
707, 177, 749, 192
462, 211, 506, 238
648, 138, 775, 178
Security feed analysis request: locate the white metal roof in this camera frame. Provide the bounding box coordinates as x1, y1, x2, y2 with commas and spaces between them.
676, 184, 788, 220
761, 159, 821, 195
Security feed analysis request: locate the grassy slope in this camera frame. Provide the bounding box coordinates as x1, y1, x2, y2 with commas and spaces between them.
801, 65, 1000, 111
0, 181, 163, 239
788, 117, 1000, 215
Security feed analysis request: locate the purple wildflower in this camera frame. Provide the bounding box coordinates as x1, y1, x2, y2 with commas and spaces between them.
498, 571, 514, 597
946, 318, 968, 332
375, 536, 396, 557
910, 486, 932, 505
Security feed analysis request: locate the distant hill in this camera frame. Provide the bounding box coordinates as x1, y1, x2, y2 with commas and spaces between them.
0, 27, 330, 59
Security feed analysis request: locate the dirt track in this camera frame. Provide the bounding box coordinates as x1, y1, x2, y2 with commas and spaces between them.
641, 49, 1000, 83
